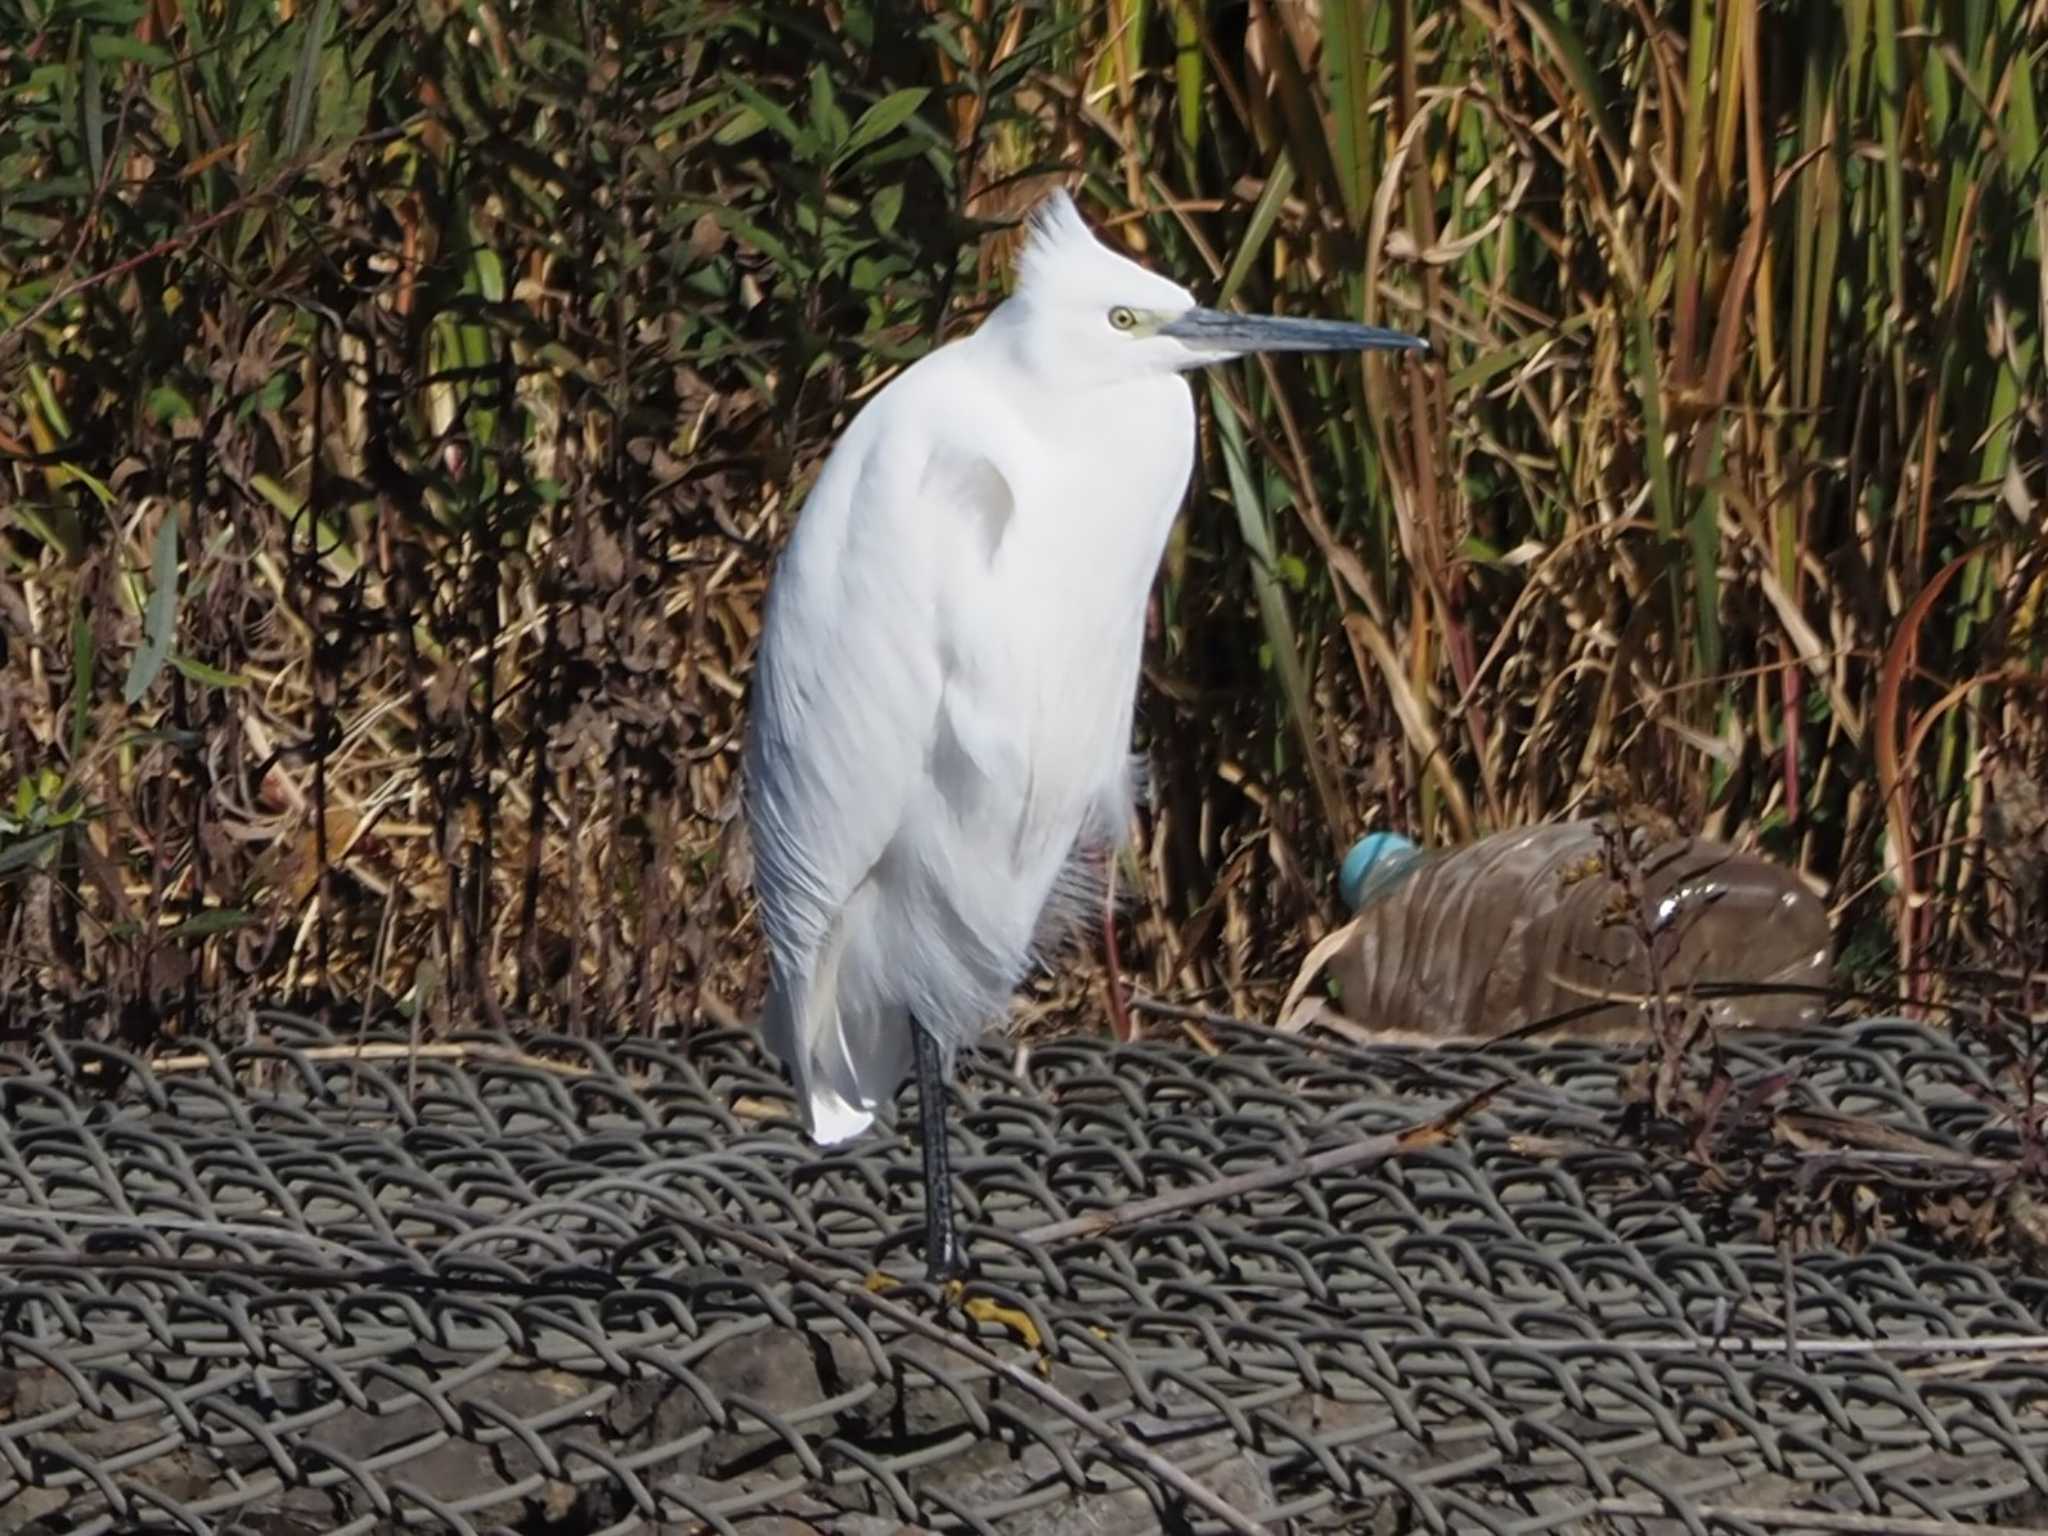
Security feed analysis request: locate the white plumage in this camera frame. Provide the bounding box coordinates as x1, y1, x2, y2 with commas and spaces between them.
745, 193, 1192, 1138
743, 189, 1425, 1274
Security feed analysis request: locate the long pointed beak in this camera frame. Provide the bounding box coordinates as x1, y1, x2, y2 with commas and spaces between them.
1160, 306, 1429, 355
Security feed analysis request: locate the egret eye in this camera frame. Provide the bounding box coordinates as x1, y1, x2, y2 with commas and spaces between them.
1108, 306, 1140, 332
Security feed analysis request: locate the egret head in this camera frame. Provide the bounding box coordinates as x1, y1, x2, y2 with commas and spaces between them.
1009, 190, 1429, 381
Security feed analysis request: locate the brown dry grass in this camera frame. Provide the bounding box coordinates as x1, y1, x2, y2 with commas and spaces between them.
1, 0, 2043, 1043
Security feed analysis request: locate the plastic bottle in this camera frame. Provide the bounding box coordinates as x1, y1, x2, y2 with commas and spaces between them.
1321, 822, 1833, 1041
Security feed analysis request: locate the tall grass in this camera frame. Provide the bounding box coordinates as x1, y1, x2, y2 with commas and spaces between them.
1, 0, 2041, 1034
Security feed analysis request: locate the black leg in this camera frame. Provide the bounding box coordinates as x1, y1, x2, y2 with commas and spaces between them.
911, 1017, 965, 1282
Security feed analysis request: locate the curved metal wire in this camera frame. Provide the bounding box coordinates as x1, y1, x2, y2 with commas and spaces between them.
1, 1013, 2045, 1532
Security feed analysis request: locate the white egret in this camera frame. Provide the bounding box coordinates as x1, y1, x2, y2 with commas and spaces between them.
744, 189, 1428, 1279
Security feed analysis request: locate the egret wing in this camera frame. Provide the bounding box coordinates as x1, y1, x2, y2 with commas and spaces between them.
747, 421, 948, 967
745, 384, 1024, 1133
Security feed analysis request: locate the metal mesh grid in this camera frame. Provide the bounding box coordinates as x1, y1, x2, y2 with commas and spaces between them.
3, 1012, 2046, 1534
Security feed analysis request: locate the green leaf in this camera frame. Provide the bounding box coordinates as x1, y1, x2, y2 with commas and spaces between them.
1517, 1, 1625, 170
872, 182, 904, 234
169, 654, 250, 689
283, 0, 334, 157
708, 206, 799, 272
81, 34, 106, 189
165, 908, 253, 938
713, 104, 766, 147
836, 87, 928, 165
1460, 535, 1506, 565
722, 75, 817, 158
1322, 0, 1375, 228
808, 64, 847, 152
124, 728, 205, 749
1210, 381, 1344, 836
146, 385, 198, 425
29, 363, 72, 439
88, 34, 171, 65
469, 246, 506, 303
123, 509, 179, 705
1219, 153, 1295, 306
1447, 312, 1596, 394
248, 474, 303, 517
1173, 0, 1203, 156
69, 600, 93, 758
2, 210, 64, 242
0, 828, 65, 878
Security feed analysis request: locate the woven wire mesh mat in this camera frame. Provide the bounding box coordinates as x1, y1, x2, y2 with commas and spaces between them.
4, 1012, 2048, 1535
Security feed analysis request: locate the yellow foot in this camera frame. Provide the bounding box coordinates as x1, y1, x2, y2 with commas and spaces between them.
962, 1291, 1053, 1377
861, 1270, 965, 1300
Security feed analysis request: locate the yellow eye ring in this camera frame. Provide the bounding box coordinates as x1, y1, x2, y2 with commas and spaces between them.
1108, 306, 1139, 331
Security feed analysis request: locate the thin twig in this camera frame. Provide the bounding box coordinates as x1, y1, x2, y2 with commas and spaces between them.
0, 1207, 377, 1266
1595, 1500, 2046, 1535
658, 1215, 1269, 1536
1018, 1085, 1499, 1245
42, 70, 139, 329
122, 1039, 596, 1078
0, 143, 387, 362
1377, 1330, 2048, 1361
18, 1039, 795, 1121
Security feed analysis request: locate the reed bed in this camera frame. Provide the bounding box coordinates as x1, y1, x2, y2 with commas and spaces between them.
1, 0, 2042, 1038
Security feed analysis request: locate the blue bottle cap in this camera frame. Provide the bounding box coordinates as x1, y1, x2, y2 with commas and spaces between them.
1339, 831, 1421, 912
